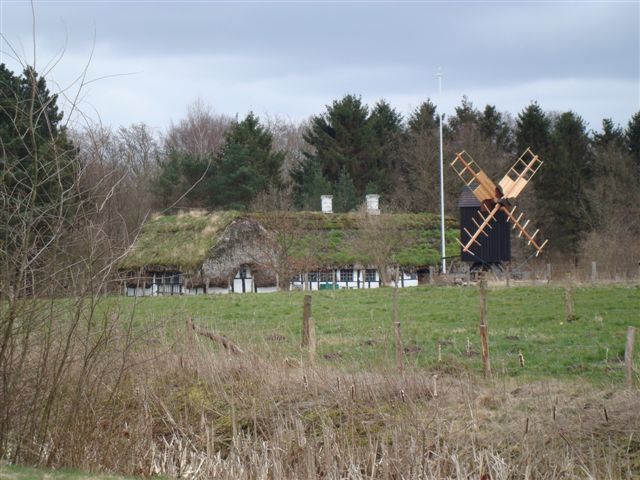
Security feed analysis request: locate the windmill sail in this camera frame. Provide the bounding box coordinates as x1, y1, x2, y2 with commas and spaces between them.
502, 206, 548, 256
450, 151, 497, 203
451, 148, 549, 257
498, 147, 543, 199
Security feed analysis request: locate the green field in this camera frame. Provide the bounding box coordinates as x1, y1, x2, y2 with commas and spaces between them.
109, 284, 639, 382
0, 464, 137, 480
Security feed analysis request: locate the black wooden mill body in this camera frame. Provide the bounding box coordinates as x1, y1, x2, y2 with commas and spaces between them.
458, 187, 511, 265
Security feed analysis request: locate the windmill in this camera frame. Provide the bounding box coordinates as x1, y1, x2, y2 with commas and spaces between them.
450, 148, 549, 260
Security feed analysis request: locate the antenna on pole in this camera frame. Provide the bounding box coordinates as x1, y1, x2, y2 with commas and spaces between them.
436, 68, 446, 274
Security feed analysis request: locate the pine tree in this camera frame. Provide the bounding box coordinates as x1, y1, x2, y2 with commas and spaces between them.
302, 94, 377, 196
407, 100, 439, 133
536, 111, 593, 257
0, 64, 77, 262
368, 100, 403, 194
210, 143, 266, 210
479, 105, 511, 150
626, 111, 640, 173
223, 112, 284, 190
298, 159, 332, 211
594, 118, 625, 150
515, 102, 551, 156
333, 167, 357, 212
448, 95, 480, 134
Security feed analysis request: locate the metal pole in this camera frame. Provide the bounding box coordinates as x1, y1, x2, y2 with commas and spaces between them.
437, 69, 446, 274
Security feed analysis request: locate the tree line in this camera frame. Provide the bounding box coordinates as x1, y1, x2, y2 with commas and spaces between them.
2, 63, 639, 267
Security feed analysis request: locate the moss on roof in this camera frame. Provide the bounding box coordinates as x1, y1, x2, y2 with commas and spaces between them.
119, 210, 241, 271
119, 210, 459, 272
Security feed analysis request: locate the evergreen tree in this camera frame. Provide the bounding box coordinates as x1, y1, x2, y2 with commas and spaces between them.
448, 95, 480, 134
302, 94, 377, 196
153, 112, 283, 210
0, 64, 77, 262
210, 143, 266, 210
626, 111, 640, 173
479, 105, 511, 150
297, 159, 332, 211
368, 100, 403, 194
515, 102, 552, 156
223, 112, 284, 190
392, 100, 443, 212
536, 111, 593, 257
152, 150, 187, 208
594, 118, 625, 150
407, 99, 439, 133
333, 167, 357, 212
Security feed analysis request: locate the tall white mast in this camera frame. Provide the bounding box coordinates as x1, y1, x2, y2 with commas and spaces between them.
436, 69, 446, 274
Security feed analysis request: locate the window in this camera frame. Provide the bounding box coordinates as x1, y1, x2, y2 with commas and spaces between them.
365, 269, 377, 282
319, 271, 333, 282
158, 273, 181, 285
308, 272, 318, 282
340, 269, 353, 282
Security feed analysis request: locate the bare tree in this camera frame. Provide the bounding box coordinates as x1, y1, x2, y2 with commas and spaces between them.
352, 205, 412, 286
264, 114, 312, 184
0, 32, 145, 468
164, 98, 232, 158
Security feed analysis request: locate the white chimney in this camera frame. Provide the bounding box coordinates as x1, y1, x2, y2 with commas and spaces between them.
366, 194, 380, 215
321, 195, 333, 213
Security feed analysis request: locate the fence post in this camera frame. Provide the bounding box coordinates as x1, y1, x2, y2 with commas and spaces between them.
308, 317, 316, 363
302, 294, 312, 347
564, 274, 575, 322
428, 266, 434, 284
591, 261, 597, 284
394, 321, 404, 373
392, 287, 403, 373
479, 277, 491, 378
625, 326, 636, 387
506, 264, 511, 288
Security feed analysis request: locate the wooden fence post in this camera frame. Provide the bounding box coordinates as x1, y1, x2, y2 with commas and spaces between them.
479, 277, 491, 378
564, 274, 575, 322
428, 266, 434, 284
308, 317, 316, 363
302, 294, 312, 347
393, 287, 403, 373
591, 261, 597, 284
625, 326, 636, 387
394, 321, 404, 373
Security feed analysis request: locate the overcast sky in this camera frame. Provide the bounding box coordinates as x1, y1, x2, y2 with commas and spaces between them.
1, 1, 638, 133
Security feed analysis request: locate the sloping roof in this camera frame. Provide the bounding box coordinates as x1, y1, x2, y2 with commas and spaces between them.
458, 186, 481, 208
119, 210, 242, 272
119, 210, 459, 273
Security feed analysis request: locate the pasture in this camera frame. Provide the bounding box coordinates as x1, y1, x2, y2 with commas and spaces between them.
110, 283, 639, 383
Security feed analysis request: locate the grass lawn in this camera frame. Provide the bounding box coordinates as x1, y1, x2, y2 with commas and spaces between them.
105, 284, 639, 383
0, 464, 142, 480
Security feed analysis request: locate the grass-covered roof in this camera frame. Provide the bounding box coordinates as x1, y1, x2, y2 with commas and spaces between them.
119, 210, 459, 272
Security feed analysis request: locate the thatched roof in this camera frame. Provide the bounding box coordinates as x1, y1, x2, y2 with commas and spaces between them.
119, 210, 459, 275
119, 210, 241, 272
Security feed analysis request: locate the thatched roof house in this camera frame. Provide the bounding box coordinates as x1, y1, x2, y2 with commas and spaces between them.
119, 208, 458, 295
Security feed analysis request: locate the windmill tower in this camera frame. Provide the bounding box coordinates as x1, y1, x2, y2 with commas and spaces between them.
450, 148, 548, 267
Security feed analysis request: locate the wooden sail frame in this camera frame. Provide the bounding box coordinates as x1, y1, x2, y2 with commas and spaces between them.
451, 148, 549, 257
